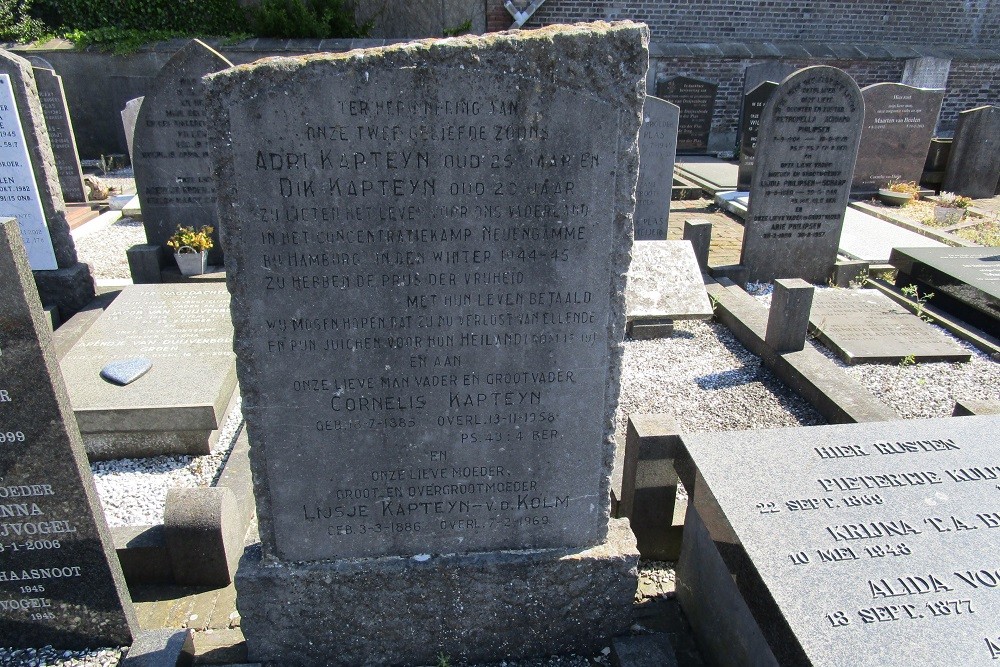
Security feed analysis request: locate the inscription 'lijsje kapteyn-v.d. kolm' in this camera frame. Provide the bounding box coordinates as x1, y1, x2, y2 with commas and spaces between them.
207, 25, 645, 562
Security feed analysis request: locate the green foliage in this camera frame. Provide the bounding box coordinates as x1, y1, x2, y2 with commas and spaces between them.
0, 0, 49, 42
899, 354, 916, 368
36, 0, 245, 35
62, 28, 190, 54
248, 0, 372, 39
900, 283, 934, 322
443, 19, 472, 37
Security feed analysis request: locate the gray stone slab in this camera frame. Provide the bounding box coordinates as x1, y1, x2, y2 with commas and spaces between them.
31, 66, 87, 203
206, 23, 647, 562
0, 219, 137, 649
133, 41, 231, 265
635, 96, 679, 240
941, 105, 1000, 198
736, 81, 778, 191
121, 96, 143, 162
676, 414, 1000, 667
655, 76, 717, 154
901, 57, 950, 90
838, 206, 944, 263
809, 288, 971, 364
626, 240, 713, 321
674, 156, 739, 191
59, 283, 236, 433
852, 83, 943, 194
742, 66, 864, 283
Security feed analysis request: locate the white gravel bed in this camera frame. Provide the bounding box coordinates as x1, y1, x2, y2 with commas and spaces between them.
73, 217, 144, 281
0, 647, 123, 667
92, 397, 244, 527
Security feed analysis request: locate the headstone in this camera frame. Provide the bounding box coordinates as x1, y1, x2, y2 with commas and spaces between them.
59, 284, 237, 460
206, 22, 645, 665
635, 96, 679, 239
121, 96, 143, 162
852, 83, 943, 194
655, 76, 716, 154
901, 57, 950, 90
626, 240, 713, 322
133, 40, 231, 265
941, 105, 1000, 199
890, 246, 1000, 333
0, 218, 137, 648
742, 66, 864, 283
809, 288, 971, 364
736, 81, 778, 191
675, 414, 1000, 667
738, 62, 796, 147
31, 65, 87, 203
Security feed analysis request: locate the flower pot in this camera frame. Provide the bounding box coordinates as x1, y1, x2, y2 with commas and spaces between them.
933, 205, 965, 226
877, 189, 914, 206
174, 247, 208, 276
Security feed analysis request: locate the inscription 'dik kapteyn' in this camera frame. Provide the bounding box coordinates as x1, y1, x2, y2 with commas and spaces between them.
210, 54, 638, 561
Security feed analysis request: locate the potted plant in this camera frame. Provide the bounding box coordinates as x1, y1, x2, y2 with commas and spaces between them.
933, 192, 972, 225
166, 225, 214, 276
877, 180, 920, 206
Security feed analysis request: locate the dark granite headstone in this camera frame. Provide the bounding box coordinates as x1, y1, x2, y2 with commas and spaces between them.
676, 414, 1000, 667
121, 96, 143, 162
890, 247, 1000, 333
31, 66, 87, 203
635, 96, 679, 239
738, 62, 796, 149
809, 288, 971, 364
941, 105, 1000, 199
655, 76, 716, 154
852, 83, 943, 195
736, 81, 778, 191
742, 66, 864, 283
133, 40, 231, 264
0, 218, 137, 649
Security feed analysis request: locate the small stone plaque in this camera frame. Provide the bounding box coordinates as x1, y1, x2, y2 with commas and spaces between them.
32, 66, 87, 203
809, 288, 971, 364
626, 241, 713, 321
736, 81, 778, 191
656, 76, 716, 154
676, 414, 1000, 666
941, 105, 1000, 199
635, 96, 679, 239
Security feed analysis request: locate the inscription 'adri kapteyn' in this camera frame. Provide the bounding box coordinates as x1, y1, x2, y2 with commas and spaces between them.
207, 28, 643, 562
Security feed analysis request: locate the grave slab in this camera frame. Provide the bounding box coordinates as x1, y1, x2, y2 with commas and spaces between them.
674, 156, 739, 194
635, 96, 679, 239
32, 65, 87, 203
655, 76, 717, 154
626, 240, 713, 323
838, 206, 944, 263
676, 415, 1000, 667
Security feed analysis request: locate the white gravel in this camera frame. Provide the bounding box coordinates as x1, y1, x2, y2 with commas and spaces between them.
92, 397, 244, 527
73, 217, 145, 281
0, 647, 123, 667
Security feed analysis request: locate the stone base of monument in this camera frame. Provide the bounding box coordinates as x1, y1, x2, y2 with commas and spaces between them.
121, 629, 191, 667
33, 261, 96, 320
237, 519, 638, 666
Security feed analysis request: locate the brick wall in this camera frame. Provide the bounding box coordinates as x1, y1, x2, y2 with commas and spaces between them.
941, 61, 1000, 133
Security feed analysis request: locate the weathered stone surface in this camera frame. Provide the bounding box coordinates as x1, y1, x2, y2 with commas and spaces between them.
121, 96, 143, 162
736, 81, 778, 191
133, 41, 231, 264
742, 66, 864, 283
682, 219, 711, 271
626, 241, 713, 322
164, 486, 243, 586
655, 76, 716, 154
634, 96, 679, 239
206, 23, 648, 561
0, 218, 137, 649
765, 278, 813, 353
809, 288, 971, 364
31, 65, 87, 203
32, 261, 96, 321
941, 105, 1000, 198
901, 57, 950, 90
852, 83, 943, 194
676, 415, 1000, 667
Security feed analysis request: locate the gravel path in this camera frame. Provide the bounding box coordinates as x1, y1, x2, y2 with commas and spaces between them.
0, 647, 123, 667
73, 217, 145, 280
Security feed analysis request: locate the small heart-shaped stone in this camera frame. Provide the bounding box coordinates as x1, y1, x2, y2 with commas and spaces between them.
100, 357, 153, 386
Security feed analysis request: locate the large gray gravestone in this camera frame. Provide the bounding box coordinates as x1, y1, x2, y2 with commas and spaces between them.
675, 415, 1000, 667
635, 96, 679, 239
852, 83, 943, 195
207, 23, 646, 665
655, 76, 716, 154
0, 50, 93, 318
808, 288, 970, 364
941, 105, 1000, 199
742, 67, 864, 283
0, 218, 137, 649
133, 40, 231, 265
31, 65, 87, 203
901, 57, 950, 90
121, 96, 143, 162
736, 81, 778, 191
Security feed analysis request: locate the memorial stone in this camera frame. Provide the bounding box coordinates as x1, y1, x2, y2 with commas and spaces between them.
675, 414, 1000, 666
738, 62, 795, 147
655, 76, 716, 154
0, 218, 137, 649
626, 241, 713, 322
941, 105, 1000, 199
742, 66, 864, 283
206, 23, 645, 665
901, 57, 950, 90
31, 65, 87, 203
809, 288, 971, 364
133, 40, 231, 265
736, 81, 778, 191
852, 83, 943, 195
635, 96, 679, 239
121, 96, 143, 162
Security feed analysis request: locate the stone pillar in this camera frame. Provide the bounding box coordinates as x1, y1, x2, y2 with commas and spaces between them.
765, 278, 814, 352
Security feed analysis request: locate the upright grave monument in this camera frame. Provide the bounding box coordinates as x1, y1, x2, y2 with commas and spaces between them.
121, 96, 143, 162
207, 23, 646, 666
29, 60, 87, 203
852, 83, 943, 195
737, 62, 794, 148
133, 40, 231, 267
634, 96, 679, 239
656, 75, 716, 153
941, 105, 1000, 199
0, 50, 93, 318
0, 218, 137, 649
736, 81, 778, 191
742, 67, 864, 283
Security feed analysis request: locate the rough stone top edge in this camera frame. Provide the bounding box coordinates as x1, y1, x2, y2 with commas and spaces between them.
0, 47, 32, 71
